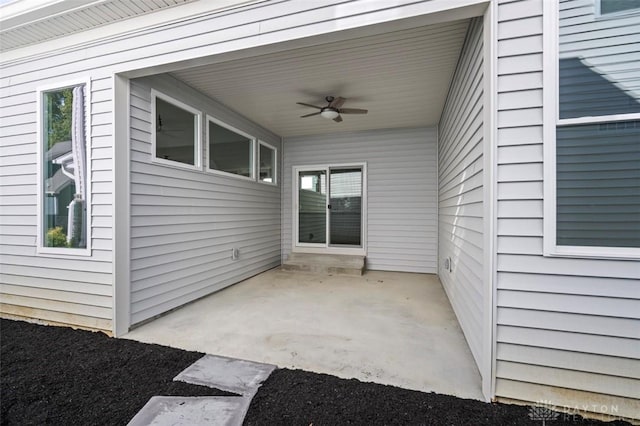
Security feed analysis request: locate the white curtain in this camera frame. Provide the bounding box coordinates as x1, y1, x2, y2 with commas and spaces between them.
67, 85, 87, 247
71, 85, 86, 201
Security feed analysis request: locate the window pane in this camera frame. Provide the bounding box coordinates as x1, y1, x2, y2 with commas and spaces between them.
556, 120, 640, 248
298, 170, 326, 244
601, 0, 640, 14
329, 168, 362, 246
259, 144, 275, 183
558, 1, 640, 118
155, 97, 196, 165
209, 121, 253, 177
43, 86, 87, 249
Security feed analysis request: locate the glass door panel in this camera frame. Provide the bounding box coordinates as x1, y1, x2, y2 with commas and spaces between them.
298, 169, 327, 244
329, 167, 362, 246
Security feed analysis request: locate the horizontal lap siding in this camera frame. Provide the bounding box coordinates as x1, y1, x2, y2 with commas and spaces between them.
0, 77, 113, 332
282, 127, 437, 273
129, 74, 281, 325
437, 17, 484, 370
495, 0, 640, 419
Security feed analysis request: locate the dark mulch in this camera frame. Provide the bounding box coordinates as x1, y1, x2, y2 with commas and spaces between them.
0, 319, 234, 425
244, 369, 631, 426
1, 319, 632, 426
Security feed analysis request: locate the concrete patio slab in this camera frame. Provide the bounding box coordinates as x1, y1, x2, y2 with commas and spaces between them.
174, 354, 276, 396
124, 269, 483, 401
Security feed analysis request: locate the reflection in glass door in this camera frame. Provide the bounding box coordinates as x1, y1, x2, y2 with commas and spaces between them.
329, 168, 362, 246
298, 169, 327, 244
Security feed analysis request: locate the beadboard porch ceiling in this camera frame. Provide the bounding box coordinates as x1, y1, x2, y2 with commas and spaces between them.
171, 19, 471, 138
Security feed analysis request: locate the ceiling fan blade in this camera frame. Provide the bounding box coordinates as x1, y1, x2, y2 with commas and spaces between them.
329, 96, 346, 109
296, 102, 322, 109
333, 115, 343, 123
300, 112, 321, 118
339, 108, 368, 114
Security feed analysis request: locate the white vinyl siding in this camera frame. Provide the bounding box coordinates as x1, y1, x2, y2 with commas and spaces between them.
437, 17, 484, 370
496, 0, 640, 420
282, 127, 437, 273
0, 77, 113, 332
129, 74, 281, 325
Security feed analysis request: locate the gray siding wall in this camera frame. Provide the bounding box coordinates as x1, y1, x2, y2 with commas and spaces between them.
495, 0, 640, 419
282, 127, 437, 273
437, 17, 484, 370
0, 76, 114, 332
0, 0, 474, 333
129, 74, 281, 325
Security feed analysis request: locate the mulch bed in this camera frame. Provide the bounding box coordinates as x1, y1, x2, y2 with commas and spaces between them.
244, 369, 631, 426
0, 319, 234, 425
1, 319, 632, 425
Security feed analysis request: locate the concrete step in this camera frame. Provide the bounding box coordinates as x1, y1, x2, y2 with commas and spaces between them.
281, 253, 365, 276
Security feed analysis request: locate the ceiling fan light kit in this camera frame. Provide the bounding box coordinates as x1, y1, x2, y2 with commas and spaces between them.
297, 95, 368, 123
320, 109, 339, 120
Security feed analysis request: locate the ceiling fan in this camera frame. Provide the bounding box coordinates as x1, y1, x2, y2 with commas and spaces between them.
297, 96, 368, 122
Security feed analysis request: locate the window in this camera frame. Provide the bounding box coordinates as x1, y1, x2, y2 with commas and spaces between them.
38, 82, 90, 253
597, 0, 640, 16
258, 141, 277, 184
544, 1, 640, 258
207, 117, 254, 179
152, 90, 201, 169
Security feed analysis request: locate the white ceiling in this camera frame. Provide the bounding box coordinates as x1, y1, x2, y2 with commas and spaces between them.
172, 19, 471, 138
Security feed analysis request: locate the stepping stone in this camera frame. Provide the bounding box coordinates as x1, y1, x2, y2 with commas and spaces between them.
127, 396, 246, 426
129, 355, 276, 425
174, 354, 276, 396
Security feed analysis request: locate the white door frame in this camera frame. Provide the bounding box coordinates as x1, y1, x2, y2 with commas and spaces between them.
292, 163, 367, 256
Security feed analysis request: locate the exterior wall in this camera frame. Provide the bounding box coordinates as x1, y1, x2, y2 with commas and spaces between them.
282, 127, 437, 273
129, 74, 281, 325
438, 17, 484, 371
495, 0, 640, 419
0, 0, 485, 334
0, 76, 114, 332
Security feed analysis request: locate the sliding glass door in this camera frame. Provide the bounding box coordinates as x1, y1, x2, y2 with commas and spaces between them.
296, 165, 364, 249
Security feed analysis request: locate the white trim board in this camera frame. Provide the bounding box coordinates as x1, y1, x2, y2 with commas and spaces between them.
112, 73, 131, 336
482, 1, 497, 403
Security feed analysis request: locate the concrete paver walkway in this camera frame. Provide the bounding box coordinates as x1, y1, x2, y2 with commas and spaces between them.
128, 355, 276, 426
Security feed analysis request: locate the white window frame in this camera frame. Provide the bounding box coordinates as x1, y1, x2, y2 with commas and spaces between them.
595, 0, 640, 18
151, 89, 202, 171
205, 114, 255, 181
36, 78, 92, 257
543, 0, 640, 259
257, 140, 277, 186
